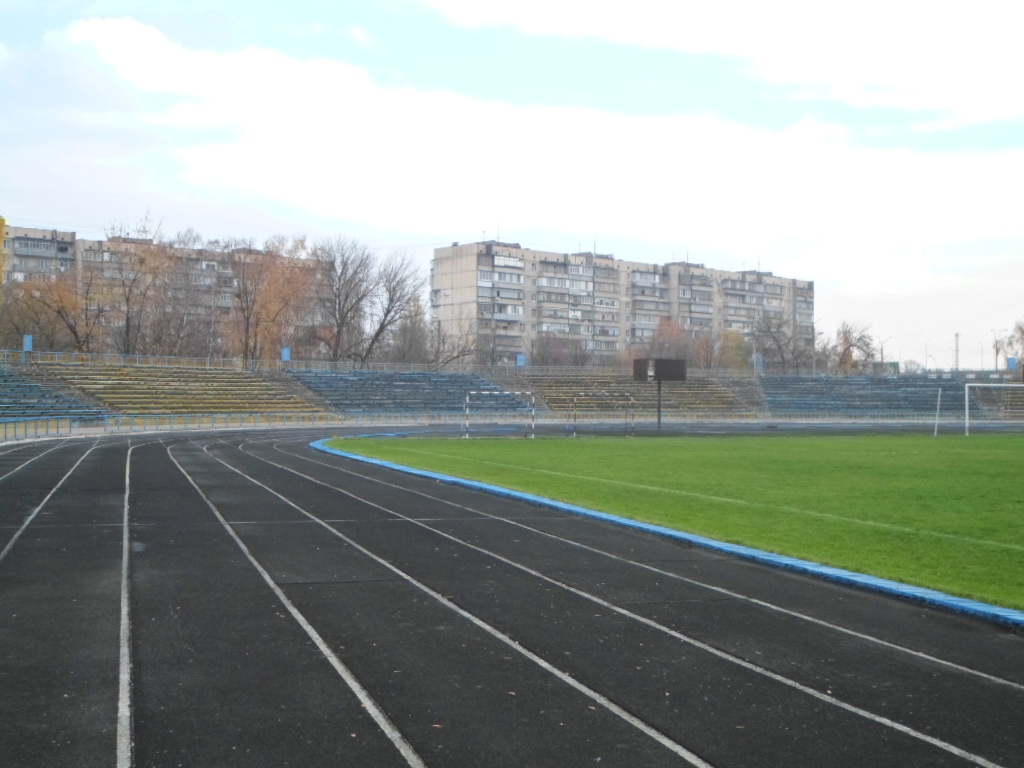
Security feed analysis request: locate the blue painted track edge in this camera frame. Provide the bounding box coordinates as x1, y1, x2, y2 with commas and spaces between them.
311, 439, 1024, 630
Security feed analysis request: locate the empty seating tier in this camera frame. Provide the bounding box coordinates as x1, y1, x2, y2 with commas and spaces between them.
38, 364, 324, 415
0, 367, 111, 421
520, 372, 758, 417
288, 370, 530, 414
759, 376, 973, 418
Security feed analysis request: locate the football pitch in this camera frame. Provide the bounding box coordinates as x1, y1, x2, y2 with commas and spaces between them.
330, 433, 1024, 611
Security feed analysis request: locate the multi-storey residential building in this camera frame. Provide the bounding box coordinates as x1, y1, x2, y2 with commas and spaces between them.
431, 240, 814, 367
1, 225, 83, 283
0, 220, 327, 360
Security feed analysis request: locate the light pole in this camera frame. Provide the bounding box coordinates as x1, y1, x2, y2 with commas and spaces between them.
991, 329, 1006, 370
879, 336, 892, 367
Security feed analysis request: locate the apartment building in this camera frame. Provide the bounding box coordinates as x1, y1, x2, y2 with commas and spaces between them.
430, 240, 814, 366
1, 225, 86, 283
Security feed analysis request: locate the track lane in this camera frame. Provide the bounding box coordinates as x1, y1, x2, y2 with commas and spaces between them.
125, 439, 423, 768
196, 438, 716, 767
4, 429, 1023, 767
235, 433, 1024, 767
0, 441, 95, 554
0, 441, 68, 483
0, 440, 127, 767
266, 436, 1024, 686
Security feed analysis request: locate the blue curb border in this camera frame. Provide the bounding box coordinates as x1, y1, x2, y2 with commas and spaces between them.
312, 439, 1024, 631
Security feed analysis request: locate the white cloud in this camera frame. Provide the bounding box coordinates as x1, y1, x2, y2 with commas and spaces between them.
57, 17, 1024, 294
419, 0, 1024, 124
346, 25, 374, 46
14, 17, 1024, 368
0, 42, 11, 64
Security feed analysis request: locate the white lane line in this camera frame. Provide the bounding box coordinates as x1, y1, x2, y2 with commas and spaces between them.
243, 442, 1008, 768
266, 442, 1024, 695
117, 444, 135, 768
0, 443, 97, 565
166, 443, 430, 768
202, 442, 716, 768
0, 443, 65, 484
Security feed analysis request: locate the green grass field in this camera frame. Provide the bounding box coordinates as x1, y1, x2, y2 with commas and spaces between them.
328, 434, 1024, 610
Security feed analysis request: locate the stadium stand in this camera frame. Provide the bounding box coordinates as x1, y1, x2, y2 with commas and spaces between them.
5, 351, 1018, 426
970, 383, 1024, 420
0, 366, 110, 421
759, 375, 972, 418
287, 370, 531, 414
520, 371, 758, 417
35, 364, 323, 415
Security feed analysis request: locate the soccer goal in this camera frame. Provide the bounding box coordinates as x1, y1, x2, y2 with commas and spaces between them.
964, 382, 1024, 435
463, 391, 536, 438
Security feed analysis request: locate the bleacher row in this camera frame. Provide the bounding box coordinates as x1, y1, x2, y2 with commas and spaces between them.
288, 370, 530, 414
0, 369, 110, 421
516, 373, 761, 418
1, 364, 1022, 423
758, 376, 969, 417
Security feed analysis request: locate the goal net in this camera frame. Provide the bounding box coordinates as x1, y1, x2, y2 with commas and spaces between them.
463, 391, 536, 438
964, 383, 1024, 435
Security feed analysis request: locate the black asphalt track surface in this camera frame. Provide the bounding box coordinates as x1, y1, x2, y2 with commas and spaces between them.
1, 428, 1022, 767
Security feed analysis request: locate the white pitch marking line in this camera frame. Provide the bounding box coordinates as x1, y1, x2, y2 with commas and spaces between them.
202, 441, 716, 768
117, 444, 136, 768
166, 443, 430, 768
0, 442, 97, 565
244, 441, 1008, 768
265, 441, 1024, 695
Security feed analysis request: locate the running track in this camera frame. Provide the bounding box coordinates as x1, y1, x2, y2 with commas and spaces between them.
1, 429, 1022, 767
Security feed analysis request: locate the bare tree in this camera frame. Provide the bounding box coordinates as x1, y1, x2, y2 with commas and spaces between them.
172, 228, 204, 249
310, 237, 376, 361
1003, 322, 1024, 368
104, 235, 172, 356
529, 333, 590, 367
225, 239, 261, 364
428, 310, 477, 368
831, 321, 875, 374
749, 313, 809, 373
566, 337, 592, 367
380, 295, 432, 364
529, 333, 560, 367
154, 244, 212, 357
359, 251, 425, 363
309, 239, 424, 363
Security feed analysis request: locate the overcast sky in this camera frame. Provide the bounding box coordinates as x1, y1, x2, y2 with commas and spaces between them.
2, 0, 1022, 369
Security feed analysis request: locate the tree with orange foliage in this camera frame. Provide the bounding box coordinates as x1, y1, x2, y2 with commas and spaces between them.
227, 236, 312, 366
29, 267, 110, 353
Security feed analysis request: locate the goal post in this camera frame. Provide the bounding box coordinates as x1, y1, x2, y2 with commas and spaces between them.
463, 391, 536, 438
964, 383, 1024, 436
